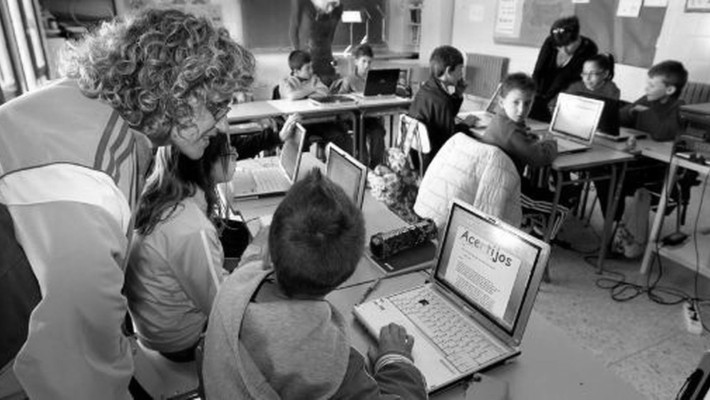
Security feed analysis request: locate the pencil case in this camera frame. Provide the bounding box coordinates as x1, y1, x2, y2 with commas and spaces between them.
369, 219, 437, 259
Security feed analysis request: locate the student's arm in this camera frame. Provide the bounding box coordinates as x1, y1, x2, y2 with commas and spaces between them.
280, 77, 315, 100
619, 98, 639, 128
172, 228, 225, 314
508, 127, 558, 167
637, 99, 683, 142
312, 76, 331, 97
231, 125, 281, 160
289, 0, 303, 49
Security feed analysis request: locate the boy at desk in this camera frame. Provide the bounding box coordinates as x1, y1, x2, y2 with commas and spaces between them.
279, 49, 353, 154
598, 60, 690, 258
333, 44, 386, 168
480, 72, 573, 241
203, 169, 427, 399
408, 45, 478, 172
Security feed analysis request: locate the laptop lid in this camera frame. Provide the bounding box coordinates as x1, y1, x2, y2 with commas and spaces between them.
484, 83, 502, 115
279, 122, 307, 183
325, 143, 367, 209
430, 199, 550, 346
549, 93, 605, 145
574, 91, 620, 136
363, 69, 400, 97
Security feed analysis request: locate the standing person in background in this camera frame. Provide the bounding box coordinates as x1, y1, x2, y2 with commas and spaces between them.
0, 8, 255, 399
290, 0, 343, 86
530, 15, 597, 122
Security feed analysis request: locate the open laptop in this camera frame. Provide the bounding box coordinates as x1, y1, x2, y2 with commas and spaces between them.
457, 83, 502, 129
534, 92, 605, 154
325, 143, 367, 209
354, 199, 550, 393
230, 123, 307, 199
351, 68, 400, 99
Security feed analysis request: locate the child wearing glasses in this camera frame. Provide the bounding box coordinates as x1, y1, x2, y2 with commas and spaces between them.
125, 133, 237, 363
566, 53, 620, 100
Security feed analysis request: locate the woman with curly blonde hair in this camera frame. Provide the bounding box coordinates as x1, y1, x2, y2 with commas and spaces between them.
0, 8, 254, 399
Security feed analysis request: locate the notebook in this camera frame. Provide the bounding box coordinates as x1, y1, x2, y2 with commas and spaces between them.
534, 92, 604, 154
230, 123, 307, 199
325, 143, 367, 209
309, 94, 357, 107
351, 68, 400, 98
457, 83, 502, 129
354, 199, 550, 393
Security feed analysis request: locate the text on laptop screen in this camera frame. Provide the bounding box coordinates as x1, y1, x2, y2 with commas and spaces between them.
326, 147, 364, 205
435, 204, 543, 333
279, 124, 306, 181
551, 93, 604, 142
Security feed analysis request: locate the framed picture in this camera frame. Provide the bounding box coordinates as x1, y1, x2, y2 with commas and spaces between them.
686, 0, 710, 12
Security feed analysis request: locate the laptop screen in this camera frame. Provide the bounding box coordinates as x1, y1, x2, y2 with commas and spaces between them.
364, 69, 400, 97
325, 144, 366, 208
434, 202, 544, 334
550, 93, 605, 143
484, 83, 502, 114
279, 123, 306, 182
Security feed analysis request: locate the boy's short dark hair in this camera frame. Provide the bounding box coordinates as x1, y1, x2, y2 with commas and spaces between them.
429, 46, 464, 78
269, 168, 365, 298
288, 50, 311, 72
648, 60, 688, 98
550, 16, 580, 47
500, 72, 536, 98
354, 44, 374, 59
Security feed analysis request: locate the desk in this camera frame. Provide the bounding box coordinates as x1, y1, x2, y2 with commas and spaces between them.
225, 154, 411, 288
327, 272, 645, 400
228, 97, 411, 163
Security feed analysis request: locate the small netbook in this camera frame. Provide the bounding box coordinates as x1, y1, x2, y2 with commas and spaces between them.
457, 83, 502, 129
534, 92, 604, 154
230, 123, 307, 199
354, 199, 550, 393
351, 68, 400, 98
325, 143, 367, 209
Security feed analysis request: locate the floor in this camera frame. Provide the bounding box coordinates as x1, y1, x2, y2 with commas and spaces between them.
533, 182, 710, 400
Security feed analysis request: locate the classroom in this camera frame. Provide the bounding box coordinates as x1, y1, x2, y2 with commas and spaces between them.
1, 0, 710, 399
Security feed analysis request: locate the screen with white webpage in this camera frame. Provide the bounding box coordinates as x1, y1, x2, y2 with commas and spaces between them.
326, 149, 363, 205
552, 94, 602, 142
435, 204, 542, 333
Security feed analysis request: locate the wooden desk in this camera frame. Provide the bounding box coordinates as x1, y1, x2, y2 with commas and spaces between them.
328, 273, 645, 400
228, 97, 411, 163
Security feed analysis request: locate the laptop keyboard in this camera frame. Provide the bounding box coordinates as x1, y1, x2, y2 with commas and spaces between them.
389, 286, 504, 373
251, 169, 289, 193
556, 137, 584, 153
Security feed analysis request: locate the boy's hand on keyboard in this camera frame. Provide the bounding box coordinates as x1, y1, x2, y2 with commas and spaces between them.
462, 114, 480, 127
369, 323, 415, 363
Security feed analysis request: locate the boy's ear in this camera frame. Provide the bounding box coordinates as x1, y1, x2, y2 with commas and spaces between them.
665, 85, 677, 97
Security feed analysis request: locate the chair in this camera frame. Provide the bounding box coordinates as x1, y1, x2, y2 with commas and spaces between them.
413, 133, 522, 231
398, 114, 431, 176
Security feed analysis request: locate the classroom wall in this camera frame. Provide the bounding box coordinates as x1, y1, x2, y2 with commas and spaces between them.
450, 0, 710, 102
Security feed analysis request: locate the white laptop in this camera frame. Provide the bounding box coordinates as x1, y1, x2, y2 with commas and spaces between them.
325, 143, 367, 209
533, 92, 605, 154
354, 199, 550, 393
457, 83, 502, 129
230, 123, 307, 199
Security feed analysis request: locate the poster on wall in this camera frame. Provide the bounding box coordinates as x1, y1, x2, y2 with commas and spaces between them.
493, 0, 574, 47
686, 0, 710, 12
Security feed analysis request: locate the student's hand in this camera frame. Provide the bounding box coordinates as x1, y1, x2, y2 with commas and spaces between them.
279, 114, 302, 141
368, 323, 415, 363
462, 114, 480, 127
631, 104, 649, 114
454, 78, 468, 96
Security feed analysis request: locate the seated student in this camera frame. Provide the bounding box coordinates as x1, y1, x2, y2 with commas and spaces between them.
279, 49, 353, 154
408, 45, 477, 172
597, 60, 689, 258
203, 169, 427, 399
479, 72, 572, 240
334, 44, 386, 168
565, 53, 620, 100
125, 134, 236, 363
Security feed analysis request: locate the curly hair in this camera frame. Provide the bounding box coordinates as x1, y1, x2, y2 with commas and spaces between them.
134, 133, 230, 236
60, 8, 255, 143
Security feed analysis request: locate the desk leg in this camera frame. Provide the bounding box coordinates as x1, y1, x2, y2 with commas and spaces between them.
640, 162, 678, 274
357, 112, 366, 163
542, 170, 564, 282
597, 162, 626, 273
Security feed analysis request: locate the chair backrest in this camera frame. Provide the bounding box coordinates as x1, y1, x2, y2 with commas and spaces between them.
414, 133, 522, 230
680, 82, 710, 105
398, 114, 430, 176
465, 53, 510, 98
272, 85, 281, 100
